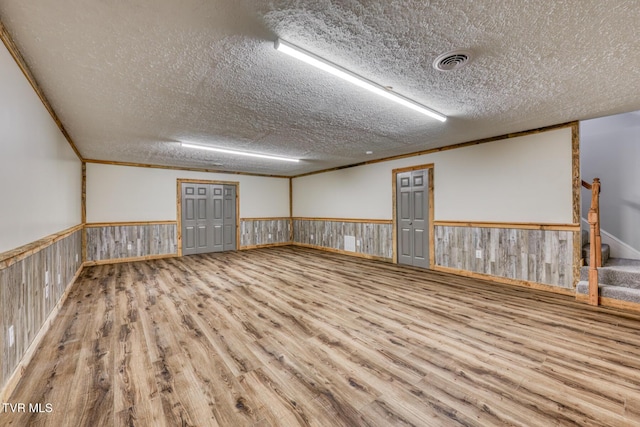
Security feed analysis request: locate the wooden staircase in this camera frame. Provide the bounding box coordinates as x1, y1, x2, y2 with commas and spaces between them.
577, 258, 640, 306
577, 178, 640, 308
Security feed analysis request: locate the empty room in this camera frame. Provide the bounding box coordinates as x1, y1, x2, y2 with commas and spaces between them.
2, 1, 640, 426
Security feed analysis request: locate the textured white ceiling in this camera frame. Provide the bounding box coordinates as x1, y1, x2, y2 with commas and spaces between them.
1, 0, 639, 176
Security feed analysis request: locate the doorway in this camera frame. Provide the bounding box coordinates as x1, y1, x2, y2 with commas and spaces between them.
394, 165, 434, 268
178, 180, 238, 256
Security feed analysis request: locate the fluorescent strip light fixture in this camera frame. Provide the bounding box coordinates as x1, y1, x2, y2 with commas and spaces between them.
181, 142, 300, 163
275, 39, 447, 122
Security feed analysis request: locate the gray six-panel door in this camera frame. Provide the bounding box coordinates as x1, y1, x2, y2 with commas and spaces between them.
223, 185, 236, 251
211, 185, 224, 252
397, 169, 429, 268
181, 182, 237, 255
182, 183, 214, 256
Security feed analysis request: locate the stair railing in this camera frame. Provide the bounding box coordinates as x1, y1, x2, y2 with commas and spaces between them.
582, 178, 601, 306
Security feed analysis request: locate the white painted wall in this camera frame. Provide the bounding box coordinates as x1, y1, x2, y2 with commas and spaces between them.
293, 127, 573, 223
86, 163, 289, 222
0, 42, 81, 253
581, 111, 640, 253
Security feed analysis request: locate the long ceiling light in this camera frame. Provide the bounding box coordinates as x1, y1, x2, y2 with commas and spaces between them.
275, 39, 447, 122
181, 142, 300, 163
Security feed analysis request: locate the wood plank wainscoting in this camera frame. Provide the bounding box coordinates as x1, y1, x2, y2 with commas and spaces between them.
84, 221, 178, 265
0, 225, 83, 401
290, 217, 580, 294
4, 246, 640, 426
84, 219, 293, 264
240, 217, 291, 249
433, 221, 580, 293
292, 218, 393, 261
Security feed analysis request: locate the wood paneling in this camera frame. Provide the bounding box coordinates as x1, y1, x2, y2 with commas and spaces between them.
0, 229, 82, 398
571, 122, 581, 225
240, 219, 290, 248
571, 123, 582, 287
239, 242, 292, 251
432, 265, 575, 296
85, 223, 177, 262
293, 219, 393, 260
293, 242, 390, 262
83, 253, 179, 267
435, 225, 575, 288
6, 246, 640, 426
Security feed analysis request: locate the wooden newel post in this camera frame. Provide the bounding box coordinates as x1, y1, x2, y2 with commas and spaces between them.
588, 208, 599, 306
587, 177, 601, 306
591, 178, 601, 267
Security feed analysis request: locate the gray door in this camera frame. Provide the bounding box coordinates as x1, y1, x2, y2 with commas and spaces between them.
211, 185, 224, 252
182, 183, 214, 256
397, 170, 429, 268
182, 182, 237, 255
223, 185, 236, 251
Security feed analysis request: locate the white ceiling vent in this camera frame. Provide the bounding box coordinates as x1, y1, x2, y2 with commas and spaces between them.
433, 50, 473, 71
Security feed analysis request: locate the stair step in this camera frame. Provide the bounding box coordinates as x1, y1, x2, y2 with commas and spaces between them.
579, 258, 640, 286
582, 243, 610, 266
576, 281, 640, 304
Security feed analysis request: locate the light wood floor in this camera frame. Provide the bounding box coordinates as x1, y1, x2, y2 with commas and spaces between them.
5, 246, 640, 426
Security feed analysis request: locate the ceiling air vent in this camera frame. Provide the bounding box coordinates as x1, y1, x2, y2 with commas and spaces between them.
433, 49, 473, 71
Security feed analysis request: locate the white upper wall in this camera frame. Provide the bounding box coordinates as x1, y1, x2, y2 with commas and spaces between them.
0, 41, 81, 253
293, 127, 574, 223
86, 163, 289, 222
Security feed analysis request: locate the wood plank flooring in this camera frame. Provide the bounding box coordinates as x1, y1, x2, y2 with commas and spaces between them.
4, 246, 640, 426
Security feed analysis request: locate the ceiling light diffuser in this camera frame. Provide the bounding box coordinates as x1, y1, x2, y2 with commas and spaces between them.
181, 142, 300, 163
275, 39, 447, 122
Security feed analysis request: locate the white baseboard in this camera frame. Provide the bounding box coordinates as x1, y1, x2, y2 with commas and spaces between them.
581, 218, 640, 260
